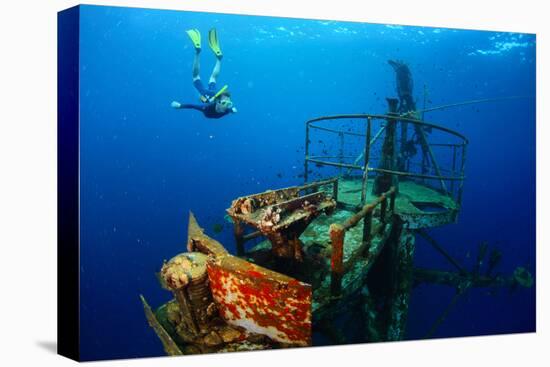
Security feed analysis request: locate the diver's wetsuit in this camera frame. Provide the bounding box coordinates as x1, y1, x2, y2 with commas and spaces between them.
179, 80, 230, 119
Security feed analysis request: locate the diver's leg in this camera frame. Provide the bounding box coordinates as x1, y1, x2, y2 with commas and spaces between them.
192, 50, 201, 81
208, 57, 221, 85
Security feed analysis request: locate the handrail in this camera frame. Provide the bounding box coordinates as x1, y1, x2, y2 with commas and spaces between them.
308, 124, 366, 137
368, 167, 465, 182
304, 113, 469, 208
307, 158, 364, 171
304, 158, 465, 181
306, 114, 468, 143
329, 187, 396, 296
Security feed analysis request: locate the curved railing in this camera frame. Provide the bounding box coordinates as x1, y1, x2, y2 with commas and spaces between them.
304, 114, 468, 207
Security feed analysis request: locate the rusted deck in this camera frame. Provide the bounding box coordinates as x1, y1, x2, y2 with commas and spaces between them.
337, 178, 458, 228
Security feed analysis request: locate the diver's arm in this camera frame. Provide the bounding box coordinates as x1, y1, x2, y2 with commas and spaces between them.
171, 101, 205, 112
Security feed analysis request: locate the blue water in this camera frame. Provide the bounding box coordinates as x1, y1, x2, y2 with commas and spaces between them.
78, 5, 536, 361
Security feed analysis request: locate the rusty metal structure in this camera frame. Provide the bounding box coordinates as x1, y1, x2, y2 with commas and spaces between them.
141, 96, 533, 354
227, 178, 337, 261
142, 212, 312, 354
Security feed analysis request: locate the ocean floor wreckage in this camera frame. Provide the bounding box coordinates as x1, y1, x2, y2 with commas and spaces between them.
141, 60, 533, 354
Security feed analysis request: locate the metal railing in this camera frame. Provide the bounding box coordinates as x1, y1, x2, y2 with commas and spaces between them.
329, 186, 397, 296
304, 114, 468, 207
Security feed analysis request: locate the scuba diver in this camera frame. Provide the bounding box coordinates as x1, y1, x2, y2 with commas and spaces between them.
171, 28, 237, 119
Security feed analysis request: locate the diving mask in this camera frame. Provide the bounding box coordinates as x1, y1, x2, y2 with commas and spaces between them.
219, 98, 234, 110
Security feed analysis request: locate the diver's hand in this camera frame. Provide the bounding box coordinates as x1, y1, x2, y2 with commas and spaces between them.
171, 101, 181, 109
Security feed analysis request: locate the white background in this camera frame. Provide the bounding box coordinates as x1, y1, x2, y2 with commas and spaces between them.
0, 0, 547, 365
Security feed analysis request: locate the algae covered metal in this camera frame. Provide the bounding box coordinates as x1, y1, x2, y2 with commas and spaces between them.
141, 63, 533, 354
141, 212, 312, 354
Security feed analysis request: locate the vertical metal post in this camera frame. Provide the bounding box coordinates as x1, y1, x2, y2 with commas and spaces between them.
361, 117, 372, 205
234, 220, 245, 256
374, 99, 399, 195
416, 125, 448, 195
457, 143, 467, 209
381, 196, 388, 224
332, 179, 339, 202
338, 132, 344, 177
451, 145, 457, 194
399, 121, 408, 171
390, 189, 396, 213
330, 224, 345, 296
363, 212, 373, 246
304, 122, 310, 183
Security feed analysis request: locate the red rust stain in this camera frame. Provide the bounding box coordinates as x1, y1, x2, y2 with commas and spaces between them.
206, 259, 311, 345
246, 270, 265, 278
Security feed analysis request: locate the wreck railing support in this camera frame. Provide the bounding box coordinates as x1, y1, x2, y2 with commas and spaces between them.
373, 99, 399, 196
338, 132, 344, 176
305, 114, 468, 207
330, 187, 396, 296
304, 121, 310, 183
330, 224, 345, 296
415, 124, 448, 195
233, 220, 245, 256
380, 198, 388, 224
390, 189, 396, 213
348, 125, 385, 177
361, 117, 372, 205
451, 145, 457, 194
332, 179, 339, 202
457, 143, 467, 209
363, 212, 373, 244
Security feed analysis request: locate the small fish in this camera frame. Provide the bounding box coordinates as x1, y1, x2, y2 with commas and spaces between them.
212, 223, 224, 234
276, 173, 283, 178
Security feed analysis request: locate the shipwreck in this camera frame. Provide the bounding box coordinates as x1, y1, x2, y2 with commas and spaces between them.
141, 63, 533, 354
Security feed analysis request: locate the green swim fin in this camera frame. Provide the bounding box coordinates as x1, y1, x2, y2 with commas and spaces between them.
185, 28, 201, 51
208, 28, 223, 58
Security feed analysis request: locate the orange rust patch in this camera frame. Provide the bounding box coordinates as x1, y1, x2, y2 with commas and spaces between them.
246, 270, 265, 278
206, 258, 311, 346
